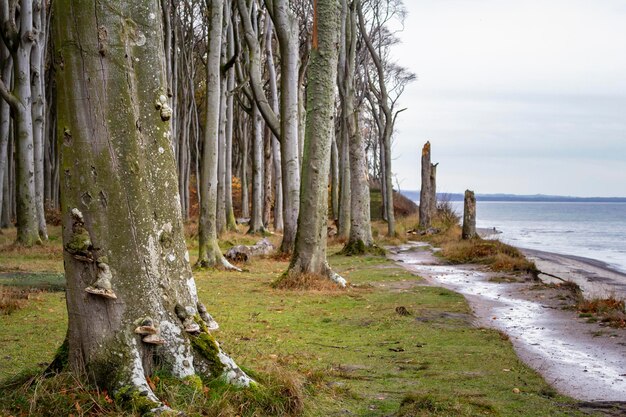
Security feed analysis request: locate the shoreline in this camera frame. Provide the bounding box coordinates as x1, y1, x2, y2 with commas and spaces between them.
522, 248, 626, 300
389, 242, 626, 403
478, 227, 626, 300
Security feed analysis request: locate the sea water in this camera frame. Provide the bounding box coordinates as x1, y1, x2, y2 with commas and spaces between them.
449, 202, 626, 273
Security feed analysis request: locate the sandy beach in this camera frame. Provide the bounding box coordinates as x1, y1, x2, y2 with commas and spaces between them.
388, 242, 626, 406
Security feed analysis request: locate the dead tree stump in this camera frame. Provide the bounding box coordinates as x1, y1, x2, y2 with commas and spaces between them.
462, 190, 477, 240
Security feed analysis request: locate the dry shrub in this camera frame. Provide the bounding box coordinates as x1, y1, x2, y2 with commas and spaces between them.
270, 251, 291, 262
439, 237, 536, 274
231, 176, 244, 218
577, 297, 626, 328
0, 285, 30, 315
490, 253, 537, 273
0, 240, 62, 257
272, 273, 345, 291
44, 204, 62, 226
435, 196, 460, 230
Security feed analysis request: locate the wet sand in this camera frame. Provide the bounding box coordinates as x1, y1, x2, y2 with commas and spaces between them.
389, 243, 626, 403
523, 248, 626, 300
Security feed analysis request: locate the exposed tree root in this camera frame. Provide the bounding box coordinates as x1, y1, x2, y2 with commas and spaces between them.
339, 239, 386, 257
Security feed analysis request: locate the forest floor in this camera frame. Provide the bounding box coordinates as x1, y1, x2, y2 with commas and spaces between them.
0, 225, 605, 416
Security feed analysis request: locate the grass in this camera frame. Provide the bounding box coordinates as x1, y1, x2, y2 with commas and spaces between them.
0, 225, 586, 416
416, 223, 538, 275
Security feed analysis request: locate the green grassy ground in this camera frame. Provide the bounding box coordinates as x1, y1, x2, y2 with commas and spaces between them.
0, 226, 586, 416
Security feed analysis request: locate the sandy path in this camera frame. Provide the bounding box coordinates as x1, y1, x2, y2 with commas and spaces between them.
389, 244, 626, 402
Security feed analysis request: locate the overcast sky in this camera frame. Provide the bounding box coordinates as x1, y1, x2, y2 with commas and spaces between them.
389, 0, 626, 197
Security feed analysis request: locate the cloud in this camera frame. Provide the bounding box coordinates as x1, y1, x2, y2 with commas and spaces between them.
388, 0, 626, 197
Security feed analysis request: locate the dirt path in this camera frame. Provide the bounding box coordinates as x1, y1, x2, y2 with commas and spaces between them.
389, 243, 626, 403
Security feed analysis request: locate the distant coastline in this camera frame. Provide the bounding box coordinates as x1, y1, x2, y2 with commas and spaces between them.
402, 191, 626, 203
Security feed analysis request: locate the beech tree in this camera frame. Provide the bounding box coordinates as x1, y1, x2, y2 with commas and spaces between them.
197, 0, 240, 268
53, 1, 251, 411
340, 0, 374, 254
0, 0, 43, 245
285, 0, 346, 286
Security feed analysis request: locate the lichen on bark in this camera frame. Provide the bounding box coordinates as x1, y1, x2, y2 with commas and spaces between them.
53, 0, 251, 411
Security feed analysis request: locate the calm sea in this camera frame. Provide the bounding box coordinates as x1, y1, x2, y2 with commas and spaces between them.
448, 201, 626, 273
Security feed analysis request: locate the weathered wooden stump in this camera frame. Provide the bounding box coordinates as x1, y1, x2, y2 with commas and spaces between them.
462, 190, 477, 240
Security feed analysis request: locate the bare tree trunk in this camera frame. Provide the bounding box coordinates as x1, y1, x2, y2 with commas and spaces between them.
379, 136, 387, 221
197, 0, 239, 269
248, 104, 265, 234
224, 15, 237, 231
0, 0, 40, 246
357, 1, 394, 236
419, 141, 432, 229
0, 36, 11, 223
342, 0, 373, 254
216, 70, 227, 235
286, 0, 345, 287
429, 162, 438, 219
31, 0, 48, 240
240, 114, 250, 218
330, 135, 339, 222
54, 0, 251, 411
462, 190, 477, 240
266, 0, 300, 250
336, 0, 350, 239
337, 127, 350, 237
264, 17, 283, 232
262, 126, 272, 227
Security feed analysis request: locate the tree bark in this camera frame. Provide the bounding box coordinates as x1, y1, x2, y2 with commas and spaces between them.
224, 13, 237, 231
0, 35, 11, 223
197, 0, 239, 269
240, 113, 250, 218
330, 135, 339, 222
429, 162, 438, 219
342, 0, 374, 254
0, 0, 41, 246
264, 17, 283, 233
248, 104, 265, 233
265, 0, 300, 251
216, 64, 227, 235
357, 1, 394, 236
286, 0, 345, 286
419, 141, 432, 229
462, 190, 477, 240
31, 0, 48, 240
54, 0, 251, 411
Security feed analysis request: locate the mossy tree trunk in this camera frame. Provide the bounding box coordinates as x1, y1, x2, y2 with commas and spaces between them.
419, 141, 432, 229
462, 189, 477, 240
197, 0, 239, 269
54, 0, 251, 412
286, 0, 345, 286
